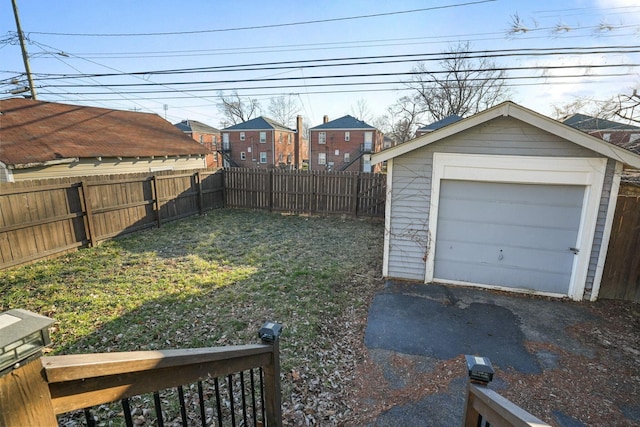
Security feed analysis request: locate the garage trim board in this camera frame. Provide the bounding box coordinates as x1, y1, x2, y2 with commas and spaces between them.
426, 153, 607, 300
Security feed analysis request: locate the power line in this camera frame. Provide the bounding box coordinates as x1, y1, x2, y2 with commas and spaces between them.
19, 45, 640, 81
26, 1, 496, 37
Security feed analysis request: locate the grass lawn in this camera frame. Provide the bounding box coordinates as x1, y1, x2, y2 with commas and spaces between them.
0, 208, 384, 423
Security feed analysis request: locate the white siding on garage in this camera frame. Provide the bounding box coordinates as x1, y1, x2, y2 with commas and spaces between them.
386, 116, 607, 282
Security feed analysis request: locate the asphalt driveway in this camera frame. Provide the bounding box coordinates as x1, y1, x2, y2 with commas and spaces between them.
361, 281, 639, 427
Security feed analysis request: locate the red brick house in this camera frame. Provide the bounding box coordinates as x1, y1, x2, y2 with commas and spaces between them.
221, 116, 307, 169
174, 120, 221, 168
308, 115, 384, 172
562, 114, 640, 154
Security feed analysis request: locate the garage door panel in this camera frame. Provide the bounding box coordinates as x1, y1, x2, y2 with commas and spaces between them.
434, 259, 572, 293
434, 180, 583, 294
438, 196, 583, 229
435, 240, 574, 276
435, 219, 580, 251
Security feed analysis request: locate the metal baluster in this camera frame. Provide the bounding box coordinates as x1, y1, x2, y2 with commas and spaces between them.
198, 381, 207, 427
214, 377, 223, 427
228, 374, 236, 426
83, 408, 95, 427
153, 391, 164, 427
250, 368, 258, 427
121, 399, 134, 427
259, 367, 266, 422
240, 371, 248, 426
177, 386, 188, 427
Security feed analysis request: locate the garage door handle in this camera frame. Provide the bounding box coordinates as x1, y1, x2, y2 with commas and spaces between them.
569, 247, 579, 254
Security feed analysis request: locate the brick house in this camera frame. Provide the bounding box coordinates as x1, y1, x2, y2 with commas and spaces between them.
308, 115, 384, 172
562, 113, 640, 154
221, 116, 307, 169
175, 120, 221, 168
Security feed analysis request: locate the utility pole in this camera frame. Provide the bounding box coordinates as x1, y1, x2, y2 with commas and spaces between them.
11, 0, 37, 100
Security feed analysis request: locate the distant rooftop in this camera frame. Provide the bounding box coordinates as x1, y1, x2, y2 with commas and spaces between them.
310, 115, 375, 130
562, 113, 640, 131
175, 119, 220, 134
417, 115, 463, 132
222, 116, 294, 132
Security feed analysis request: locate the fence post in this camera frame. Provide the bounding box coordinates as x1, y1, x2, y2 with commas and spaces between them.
268, 170, 274, 212
351, 173, 359, 217
195, 172, 204, 215
80, 181, 96, 247
0, 309, 57, 426
151, 175, 161, 228
259, 323, 282, 427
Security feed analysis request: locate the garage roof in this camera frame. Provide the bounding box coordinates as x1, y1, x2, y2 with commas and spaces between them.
372, 101, 640, 169
0, 98, 209, 168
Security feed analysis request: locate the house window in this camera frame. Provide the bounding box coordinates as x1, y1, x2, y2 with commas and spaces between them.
344, 153, 350, 163
288, 134, 292, 144
334, 149, 340, 156
345, 131, 350, 141
279, 153, 284, 162
248, 146, 252, 153
240, 152, 246, 160
260, 132, 267, 143
240, 132, 245, 141
260, 152, 267, 163
319, 132, 326, 144
279, 133, 283, 144
287, 153, 292, 164
199, 135, 204, 144
318, 152, 326, 165
213, 135, 218, 143
222, 133, 230, 150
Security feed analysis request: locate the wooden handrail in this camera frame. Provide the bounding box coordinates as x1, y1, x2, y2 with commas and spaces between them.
462, 382, 551, 427
41, 343, 280, 425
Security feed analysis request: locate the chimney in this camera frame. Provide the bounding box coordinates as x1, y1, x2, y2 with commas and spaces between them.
323, 115, 329, 124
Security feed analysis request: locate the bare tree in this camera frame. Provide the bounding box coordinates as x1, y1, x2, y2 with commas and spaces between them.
267, 95, 300, 128
604, 88, 640, 125
349, 98, 373, 123
217, 91, 261, 125
407, 42, 510, 123
385, 95, 424, 143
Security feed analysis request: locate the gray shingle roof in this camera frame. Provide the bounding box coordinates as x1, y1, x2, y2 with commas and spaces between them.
417, 115, 463, 131
175, 120, 220, 134
562, 114, 640, 131
222, 116, 294, 132
310, 115, 375, 130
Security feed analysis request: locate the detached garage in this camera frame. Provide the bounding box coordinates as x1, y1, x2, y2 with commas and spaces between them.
372, 102, 640, 301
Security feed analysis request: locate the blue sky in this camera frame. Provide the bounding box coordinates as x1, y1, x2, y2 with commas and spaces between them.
1, 0, 639, 128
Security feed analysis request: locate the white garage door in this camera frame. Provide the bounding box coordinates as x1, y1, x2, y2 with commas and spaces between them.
433, 180, 585, 295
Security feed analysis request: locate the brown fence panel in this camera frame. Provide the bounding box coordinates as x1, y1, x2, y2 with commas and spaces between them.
223, 168, 385, 217
200, 170, 225, 211
0, 169, 224, 270
85, 177, 156, 242
0, 181, 87, 268
358, 173, 387, 217
225, 168, 270, 209
600, 183, 640, 302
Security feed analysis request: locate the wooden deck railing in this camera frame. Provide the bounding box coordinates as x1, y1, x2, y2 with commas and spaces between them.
0, 343, 282, 426
462, 382, 550, 427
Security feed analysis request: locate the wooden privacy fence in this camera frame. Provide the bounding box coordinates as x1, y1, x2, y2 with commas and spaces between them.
0, 170, 224, 269
0, 168, 384, 270
225, 168, 386, 217
599, 182, 640, 302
